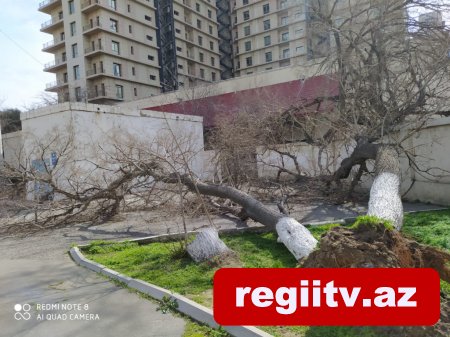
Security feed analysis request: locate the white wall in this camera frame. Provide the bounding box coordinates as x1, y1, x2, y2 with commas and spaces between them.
18, 102, 205, 200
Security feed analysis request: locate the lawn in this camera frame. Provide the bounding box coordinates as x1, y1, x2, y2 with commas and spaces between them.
84, 210, 450, 337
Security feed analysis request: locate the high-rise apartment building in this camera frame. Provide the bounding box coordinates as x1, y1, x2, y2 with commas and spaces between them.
40, 0, 409, 103
231, 0, 331, 77
39, 0, 221, 103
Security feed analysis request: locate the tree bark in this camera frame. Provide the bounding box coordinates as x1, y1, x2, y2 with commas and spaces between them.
176, 176, 317, 260
367, 147, 403, 229
186, 227, 230, 262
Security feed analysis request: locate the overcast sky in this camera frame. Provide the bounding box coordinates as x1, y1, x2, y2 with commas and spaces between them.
0, 1, 55, 110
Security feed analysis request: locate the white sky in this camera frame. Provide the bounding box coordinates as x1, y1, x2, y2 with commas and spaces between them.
0, 1, 55, 110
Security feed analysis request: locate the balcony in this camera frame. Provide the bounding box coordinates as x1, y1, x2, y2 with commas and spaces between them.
86, 68, 105, 78
83, 21, 103, 35
43, 58, 67, 72
87, 89, 124, 102
81, 0, 118, 14
38, 0, 61, 13
45, 80, 68, 92
42, 38, 65, 52
84, 43, 104, 56
41, 14, 64, 33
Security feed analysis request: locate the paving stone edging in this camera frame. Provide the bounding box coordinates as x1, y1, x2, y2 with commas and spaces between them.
69, 247, 273, 337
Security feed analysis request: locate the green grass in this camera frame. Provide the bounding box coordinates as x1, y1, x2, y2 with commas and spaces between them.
402, 209, 450, 251
84, 210, 450, 337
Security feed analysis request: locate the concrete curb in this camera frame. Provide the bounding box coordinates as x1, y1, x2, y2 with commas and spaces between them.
69, 247, 272, 337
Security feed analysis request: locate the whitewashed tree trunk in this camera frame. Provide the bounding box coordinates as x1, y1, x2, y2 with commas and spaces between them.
276, 217, 318, 260
367, 147, 403, 230
186, 227, 230, 262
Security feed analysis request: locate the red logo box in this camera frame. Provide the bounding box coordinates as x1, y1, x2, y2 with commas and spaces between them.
213, 268, 440, 326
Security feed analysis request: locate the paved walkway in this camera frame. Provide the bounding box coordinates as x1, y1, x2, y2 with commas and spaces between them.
0, 201, 446, 336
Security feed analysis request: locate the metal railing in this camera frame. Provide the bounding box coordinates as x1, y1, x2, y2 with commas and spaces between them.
43, 58, 67, 70
38, 0, 60, 10
41, 15, 63, 30
42, 38, 64, 50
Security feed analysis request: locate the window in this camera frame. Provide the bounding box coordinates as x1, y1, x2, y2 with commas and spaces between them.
296, 45, 304, 54
60, 32, 65, 41
132, 67, 136, 75
295, 27, 304, 35
177, 46, 182, 52
197, 19, 202, 29
109, 0, 117, 10
75, 87, 82, 101
148, 55, 154, 61
200, 68, 205, 79
68, 1, 75, 14
178, 64, 183, 69
208, 9, 212, 18
209, 25, 213, 34
243, 0, 248, 4
145, 15, 152, 21
281, 32, 289, 41
130, 46, 134, 54
62, 52, 67, 62
243, 10, 250, 21
211, 57, 215, 66
73, 65, 80, 80
244, 26, 250, 36
209, 41, 214, 50
198, 36, 203, 45
199, 52, 204, 62
212, 72, 216, 81
263, 19, 270, 30
265, 51, 272, 62
113, 63, 121, 77
71, 43, 78, 58
128, 4, 131, 12
150, 75, 156, 80
246, 56, 252, 66
263, 4, 270, 14
176, 28, 181, 34
70, 21, 76, 36
280, 0, 287, 9
63, 72, 68, 83
174, 10, 179, 16
146, 35, 153, 41
112, 41, 120, 54
282, 48, 290, 58
295, 11, 302, 19
110, 19, 118, 32
116, 85, 124, 99
134, 88, 137, 96
281, 16, 288, 25
196, 3, 200, 11
264, 35, 271, 46
129, 25, 133, 33
244, 41, 251, 51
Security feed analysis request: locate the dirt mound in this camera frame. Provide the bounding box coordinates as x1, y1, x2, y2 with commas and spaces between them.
301, 222, 450, 337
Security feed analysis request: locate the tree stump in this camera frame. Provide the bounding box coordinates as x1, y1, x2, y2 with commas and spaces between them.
367, 147, 403, 229
186, 227, 231, 262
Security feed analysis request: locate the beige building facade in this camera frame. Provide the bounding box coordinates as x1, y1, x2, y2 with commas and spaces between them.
39, 0, 221, 103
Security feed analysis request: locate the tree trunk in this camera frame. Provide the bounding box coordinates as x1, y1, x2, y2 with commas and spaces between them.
177, 176, 317, 260
186, 227, 231, 262
367, 147, 403, 229
276, 217, 318, 260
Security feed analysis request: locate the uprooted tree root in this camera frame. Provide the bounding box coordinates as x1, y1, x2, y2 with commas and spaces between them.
302, 222, 450, 337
